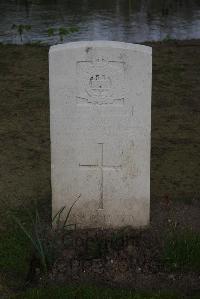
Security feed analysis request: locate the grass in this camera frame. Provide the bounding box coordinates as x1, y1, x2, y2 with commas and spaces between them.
164, 230, 200, 272
0, 210, 32, 290
0, 41, 199, 211
0, 197, 80, 293
151, 41, 200, 201
0, 200, 50, 290
9, 285, 182, 299
0, 227, 30, 275
11, 197, 80, 274
0, 40, 200, 297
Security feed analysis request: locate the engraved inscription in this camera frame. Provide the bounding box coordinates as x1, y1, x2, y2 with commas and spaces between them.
76, 56, 126, 105
76, 96, 124, 106
88, 74, 112, 97
79, 143, 121, 209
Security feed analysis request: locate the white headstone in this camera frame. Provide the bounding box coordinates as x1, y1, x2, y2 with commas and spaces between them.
49, 41, 152, 228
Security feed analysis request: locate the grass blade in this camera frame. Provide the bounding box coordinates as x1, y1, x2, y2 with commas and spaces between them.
12, 215, 40, 253
62, 194, 81, 229
52, 206, 65, 224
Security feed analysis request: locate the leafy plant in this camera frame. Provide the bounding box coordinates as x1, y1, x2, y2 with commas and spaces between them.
11, 24, 32, 43
47, 26, 79, 42
12, 195, 80, 274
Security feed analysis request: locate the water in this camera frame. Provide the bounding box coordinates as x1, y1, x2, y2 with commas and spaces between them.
0, 0, 200, 44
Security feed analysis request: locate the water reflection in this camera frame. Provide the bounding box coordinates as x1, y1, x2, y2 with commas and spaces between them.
0, 0, 200, 44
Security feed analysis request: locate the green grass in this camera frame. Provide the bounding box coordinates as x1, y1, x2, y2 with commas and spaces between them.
0, 228, 29, 274
0, 204, 43, 291
9, 285, 182, 299
164, 230, 200, 271
0, 211, 32, 289
0, 228, 31, 292
0, 41, 200, 298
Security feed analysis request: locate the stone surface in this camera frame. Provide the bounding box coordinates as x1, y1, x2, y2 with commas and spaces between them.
49, 41, 152, 228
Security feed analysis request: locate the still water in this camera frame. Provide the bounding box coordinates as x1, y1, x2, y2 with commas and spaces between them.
0, 0, 200, 44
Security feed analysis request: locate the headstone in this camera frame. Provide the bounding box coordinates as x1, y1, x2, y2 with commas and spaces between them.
49, 41, 152, 228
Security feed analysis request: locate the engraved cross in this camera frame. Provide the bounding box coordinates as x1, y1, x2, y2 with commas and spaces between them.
79, 143, 121, 209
